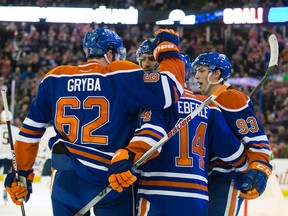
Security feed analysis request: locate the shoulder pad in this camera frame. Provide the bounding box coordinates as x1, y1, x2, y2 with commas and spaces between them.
108, 60, 141, 72
215, 89, 249, 109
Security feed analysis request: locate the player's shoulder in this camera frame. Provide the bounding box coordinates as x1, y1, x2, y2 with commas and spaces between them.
108, 60, 142, 72
182, 88, 219, 109
215, 89, 249, 109
43, 65, 78, 80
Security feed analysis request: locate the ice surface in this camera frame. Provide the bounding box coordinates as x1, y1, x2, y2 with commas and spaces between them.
0, 181, 53, 216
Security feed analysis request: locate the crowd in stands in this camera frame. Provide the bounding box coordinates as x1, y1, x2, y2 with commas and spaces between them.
0, 1, 287, 158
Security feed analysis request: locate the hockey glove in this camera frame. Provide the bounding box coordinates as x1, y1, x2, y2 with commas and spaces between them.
240, 161, 272, 200
152, 29, 180, 62
108, 148, 137, 193
4, 169, 34, 205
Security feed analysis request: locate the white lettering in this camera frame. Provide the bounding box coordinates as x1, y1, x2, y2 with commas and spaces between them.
223, 7, 263, 24
67, 78, 101, 92
178, 101, 208, 119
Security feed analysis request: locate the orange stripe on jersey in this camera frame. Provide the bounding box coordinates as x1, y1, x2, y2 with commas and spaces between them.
173, 86, 179, 101
139, 198, 148, 216
227, 186, 238, 216
66, 146, 111, 165
127, 141, 159, 164
215, 89, 248, 109
231, 155, 247, 168
250, 143, 271, 149
135, 129, 163, 140
183, 89, 195, 98
140, 180, 208, 192
15, 141, 39, 170
50, 168, 55, 191
247, 150, 270, 164
20, 127, 45, 136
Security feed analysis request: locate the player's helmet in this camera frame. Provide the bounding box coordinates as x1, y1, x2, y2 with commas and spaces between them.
179, 52, 192, 80
191, 52, 232, 80
136, 38, 155, 64
83, 27, 126, 60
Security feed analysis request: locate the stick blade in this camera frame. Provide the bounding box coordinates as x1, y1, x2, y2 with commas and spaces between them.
268, 34, 279, 67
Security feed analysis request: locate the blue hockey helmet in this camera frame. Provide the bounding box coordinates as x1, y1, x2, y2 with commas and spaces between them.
191, 52, 232, 80
83, 27, 126, 60
136, 38, 155, 64
179, 52, 192, 80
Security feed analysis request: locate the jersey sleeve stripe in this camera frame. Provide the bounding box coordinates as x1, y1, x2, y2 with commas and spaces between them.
135, 129, 163, 140
242, 135, 268, 143
130, 136, 160, 150
220, 144, 245, 162
23, 117, 48, 128
136, 123, 166, 135
161, 75, 172, 108
17, 134, 42, 143
20, 127, 45, 136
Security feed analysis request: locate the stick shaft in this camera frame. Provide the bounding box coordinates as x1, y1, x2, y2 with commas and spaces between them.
1, 88, 26, 216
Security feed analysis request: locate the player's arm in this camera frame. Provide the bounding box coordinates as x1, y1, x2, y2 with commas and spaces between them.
152, 29, 185, 102
215, 90, 270, 162
215, 90, 272, 199
5, 80, 51, 205
107, 109, 167, 192
209, 104, 248, 172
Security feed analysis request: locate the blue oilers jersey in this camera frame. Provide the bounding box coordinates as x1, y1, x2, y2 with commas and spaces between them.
128, 88, 247, 216
209, 89, 270, 187
14, 58, 185, 185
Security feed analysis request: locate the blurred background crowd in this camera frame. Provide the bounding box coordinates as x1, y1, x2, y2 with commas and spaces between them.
0, 0, 287, 158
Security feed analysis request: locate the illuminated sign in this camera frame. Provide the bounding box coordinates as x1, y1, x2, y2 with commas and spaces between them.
223, 7, 263, 24
156, 9, 195, 25
0, 6, 138, 24
268, 7, 288, 23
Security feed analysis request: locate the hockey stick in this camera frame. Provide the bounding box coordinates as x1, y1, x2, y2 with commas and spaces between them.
1, 88, 26, 216
75, 82, 231, 216
249, 34, 279, 98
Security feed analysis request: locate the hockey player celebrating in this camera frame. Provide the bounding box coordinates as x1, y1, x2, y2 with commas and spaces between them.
107, 52, 249, 216
4, 27, 185, 216
192, 52, 272, 216
136, 38, 159, 72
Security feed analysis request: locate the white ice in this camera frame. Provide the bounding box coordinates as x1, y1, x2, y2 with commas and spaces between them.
1, 175, 288, 216
0, 179, 53, 216
0, 178, 96, 216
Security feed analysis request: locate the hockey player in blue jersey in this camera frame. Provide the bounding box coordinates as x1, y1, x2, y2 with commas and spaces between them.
4, 27, 186, 216
107, 53, 249, 216
136, 38, 158, 72
192, 52, 272, 216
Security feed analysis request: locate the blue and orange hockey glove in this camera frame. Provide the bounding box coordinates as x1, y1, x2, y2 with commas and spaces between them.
240, 160, 272, 200
108, 148, 137, 192
4, 169, 34, 205
151, 29, 181, 62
